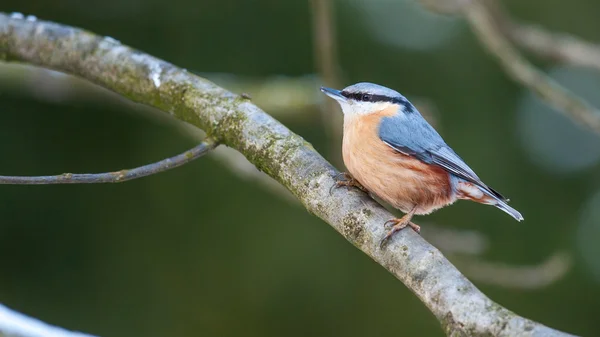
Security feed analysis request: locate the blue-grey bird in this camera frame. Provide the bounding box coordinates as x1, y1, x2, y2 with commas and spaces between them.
320, 82, 523, 246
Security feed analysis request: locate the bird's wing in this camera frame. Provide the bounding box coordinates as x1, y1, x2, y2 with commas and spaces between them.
378, 113, 506, 201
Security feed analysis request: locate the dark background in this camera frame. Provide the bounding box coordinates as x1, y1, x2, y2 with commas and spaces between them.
1, 0, 600, 336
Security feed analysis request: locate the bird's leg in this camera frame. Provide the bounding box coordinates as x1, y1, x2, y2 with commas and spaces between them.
330, 172, 368, 195
380, 207, 420, 249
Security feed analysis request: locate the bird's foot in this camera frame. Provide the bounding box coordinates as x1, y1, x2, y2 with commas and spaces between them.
330, 172, 368, 195
380, 218, 420, 249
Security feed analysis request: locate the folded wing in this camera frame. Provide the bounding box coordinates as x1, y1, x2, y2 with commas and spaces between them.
378, 111, 507, 202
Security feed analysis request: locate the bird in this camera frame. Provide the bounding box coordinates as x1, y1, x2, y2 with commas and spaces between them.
320, 82, 523, 247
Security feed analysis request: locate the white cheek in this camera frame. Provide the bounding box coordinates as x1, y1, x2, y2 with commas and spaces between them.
339, 102, 362, 116
339, 101, 397, 116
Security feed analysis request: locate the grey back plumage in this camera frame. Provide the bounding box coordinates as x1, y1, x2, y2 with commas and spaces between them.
378, 101, 507, 202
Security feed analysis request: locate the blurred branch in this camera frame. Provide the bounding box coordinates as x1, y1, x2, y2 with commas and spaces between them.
418, 0, 600, 71
0, 63, 322, 116
478, 0, 600, 72
196, 72, 323, 114
310, 0, 344, 165
420, 223, 489, 256
177, 124, 298, 203
511, 24, 600, 71
310, 0, 339, 87
0, 13, 576, 336
0, 303, 95, 337
0, 140, 216, 184
422, 223, 571, 289
454, 251, 571, 290
418, 0, 600, 135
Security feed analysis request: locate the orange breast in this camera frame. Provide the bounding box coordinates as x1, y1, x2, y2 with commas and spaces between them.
342, 109, 455, 215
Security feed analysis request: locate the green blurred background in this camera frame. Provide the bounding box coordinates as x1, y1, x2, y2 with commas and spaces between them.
1, 0, 600, 336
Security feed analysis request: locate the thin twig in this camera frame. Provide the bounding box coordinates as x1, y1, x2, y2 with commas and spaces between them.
478, 0, 600, 72
417, 0, 600, 135
462, 0, 600, 134
454, 251, 571, 290
0, 64, 322, 121
421, 223, 571, 289
511, 24, 600, 70
511, 23, 600, 71
0, 140, 217, 184
0, 13, 577, 336
419, 0, 600, 71
309, 0, 344, 166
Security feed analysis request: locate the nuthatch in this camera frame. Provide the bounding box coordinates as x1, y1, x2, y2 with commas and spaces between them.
321, 82, 523, 247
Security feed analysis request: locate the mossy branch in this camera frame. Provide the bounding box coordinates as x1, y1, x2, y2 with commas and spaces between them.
0, 13, 576, 337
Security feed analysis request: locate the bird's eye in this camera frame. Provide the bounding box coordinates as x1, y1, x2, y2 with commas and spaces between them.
362, 94, 372, 101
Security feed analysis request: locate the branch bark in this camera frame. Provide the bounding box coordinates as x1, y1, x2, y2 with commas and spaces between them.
0, 13, 576, 336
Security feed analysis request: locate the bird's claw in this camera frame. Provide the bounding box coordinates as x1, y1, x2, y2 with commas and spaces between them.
383, 219, 397, 229
329, 172, 348, 195
329, 172, 368, 195
380, 220, 421, 249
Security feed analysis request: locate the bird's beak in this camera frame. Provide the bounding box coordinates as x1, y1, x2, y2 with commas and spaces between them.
320, 86, 347, 102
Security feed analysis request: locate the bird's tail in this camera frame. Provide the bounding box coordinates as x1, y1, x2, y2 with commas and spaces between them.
455, 180, 524, 221
493, 199, 524, 222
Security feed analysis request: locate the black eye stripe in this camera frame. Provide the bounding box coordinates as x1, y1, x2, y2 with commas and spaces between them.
341, 91, 408, 106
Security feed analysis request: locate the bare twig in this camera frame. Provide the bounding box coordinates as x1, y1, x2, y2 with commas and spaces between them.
421, 223, 571, 289
0, 62, 300, 200
195, 72, 322, 113
0, 13, 576, 336
511, 24, 600, 71
0, 303, 95, 337
454, 251, 571, 290
310, 0, 344, 165
412, 0, 600, 72
420, 223, 489, 256
417, 0, 600, 135
0, 140, 216, 184
463, 0, 600, 134
476, 0, 600, 72
0, 63, 322, 117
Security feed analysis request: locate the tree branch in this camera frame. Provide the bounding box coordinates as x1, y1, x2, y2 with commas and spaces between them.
418, 0, 600, 71
478, 0, 600, 72
0, 140, 216, 184
461, 0, 600, 135
309, 0, 344, 165
0, 13, 576, 336
511, 23, 600, 71
0, 303, 95, 337
417, 0, 600, 136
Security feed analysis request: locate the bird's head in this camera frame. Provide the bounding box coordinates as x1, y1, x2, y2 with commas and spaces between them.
320, 82, 413, 118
